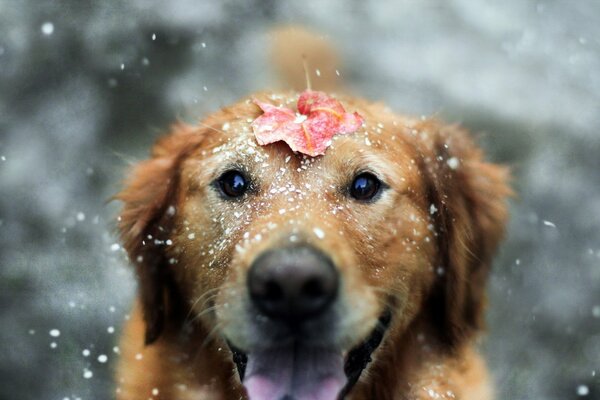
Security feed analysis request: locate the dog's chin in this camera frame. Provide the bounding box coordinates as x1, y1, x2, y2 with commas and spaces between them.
227, 310, 391, 400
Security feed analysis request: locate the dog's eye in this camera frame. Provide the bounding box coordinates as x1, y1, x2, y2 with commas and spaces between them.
349, 172, 381, 201
217, 170, 249, 198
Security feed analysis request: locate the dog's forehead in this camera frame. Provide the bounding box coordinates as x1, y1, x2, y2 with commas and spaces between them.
186, 92, 425, 192
204, 126, 392, 178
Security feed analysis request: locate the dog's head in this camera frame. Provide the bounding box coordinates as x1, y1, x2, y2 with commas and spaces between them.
117, 92, 510, 400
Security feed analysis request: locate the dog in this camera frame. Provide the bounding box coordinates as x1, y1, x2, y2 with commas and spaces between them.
114, 27, 511, 400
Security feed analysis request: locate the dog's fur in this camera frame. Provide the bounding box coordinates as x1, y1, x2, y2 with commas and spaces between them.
115, 28, 510, 400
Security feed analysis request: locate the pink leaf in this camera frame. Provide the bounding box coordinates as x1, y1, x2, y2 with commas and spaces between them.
251, 91, 364, 156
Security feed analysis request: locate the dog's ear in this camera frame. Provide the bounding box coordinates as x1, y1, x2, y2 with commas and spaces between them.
116, 124, 204, 344
419, 121, 512, 348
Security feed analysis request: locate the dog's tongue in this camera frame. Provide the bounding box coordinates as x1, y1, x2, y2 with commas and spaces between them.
243, 344, 346, 400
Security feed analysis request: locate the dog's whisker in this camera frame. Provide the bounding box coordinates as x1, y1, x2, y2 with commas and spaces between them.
185, 288, 221, 321
201, 320, 228, 349
184, 297, 219, 326
188, 304, 223, 326
198, 294, 220, 312
184, 281, 239, 325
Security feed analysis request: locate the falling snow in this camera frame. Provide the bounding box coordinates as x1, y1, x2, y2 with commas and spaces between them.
577, 385, 589, 396
41, 22, 54, 35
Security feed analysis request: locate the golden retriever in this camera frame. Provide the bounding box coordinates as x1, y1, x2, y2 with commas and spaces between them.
114, 27, 511, 400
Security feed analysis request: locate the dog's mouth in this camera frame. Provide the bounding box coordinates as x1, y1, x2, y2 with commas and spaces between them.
228, 310, 391, 400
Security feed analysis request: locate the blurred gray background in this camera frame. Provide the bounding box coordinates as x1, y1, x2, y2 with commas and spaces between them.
1, 1, 599, 399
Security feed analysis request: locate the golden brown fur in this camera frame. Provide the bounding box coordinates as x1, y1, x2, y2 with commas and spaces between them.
115, 28, 510, 400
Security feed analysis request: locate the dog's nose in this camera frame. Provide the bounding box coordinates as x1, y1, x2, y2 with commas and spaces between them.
248, 245, 338, 323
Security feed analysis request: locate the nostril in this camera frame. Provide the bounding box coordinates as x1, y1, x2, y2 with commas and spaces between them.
263, 280, 284, 302
301, 277, 325, 299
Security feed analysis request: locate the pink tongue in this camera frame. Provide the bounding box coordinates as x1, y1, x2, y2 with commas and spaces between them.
243, 344, 346, 400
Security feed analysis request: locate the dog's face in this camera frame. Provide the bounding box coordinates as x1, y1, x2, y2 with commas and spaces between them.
117, 93, 510, 400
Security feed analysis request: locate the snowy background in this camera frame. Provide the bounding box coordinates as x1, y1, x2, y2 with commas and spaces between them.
1, 1, 599, 399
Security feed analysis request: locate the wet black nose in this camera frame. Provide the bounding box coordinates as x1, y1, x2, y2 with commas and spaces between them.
248, 245, 339, 323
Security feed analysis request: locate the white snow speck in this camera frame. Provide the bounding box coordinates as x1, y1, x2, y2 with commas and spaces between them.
187, 233, 196, 240
97, 354, 108, 363
82, 349, 90, 357
83, 369, 93, 379
429, 204, 438, 215
50, 342, 57, 349
76, 212, 85, 222
135, 353, 143, 360
49, 329, 60, 337
151, 33, 156, 41
446, 157, 459, 169
41, 22, 54, 35
294, 114, 308, 124
152, 388, 159, 396
107, 326, 115, 334
110, 243, 121, 252
577, 385, 589, 396
166, 205, 176, 216
592, 305, 600, 318
313, 227, 325, 239
543, 220, 556, 228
